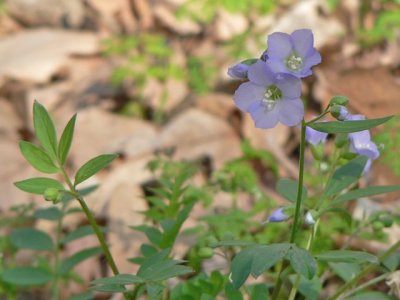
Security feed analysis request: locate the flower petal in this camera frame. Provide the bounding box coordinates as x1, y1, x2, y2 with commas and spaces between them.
249, 102, 279, 129
227, 63, 249, 80
266, 58, 287, 74
277, 98, 304, 126
292, 29, 314, 57
267, 32, 293, 58
275, 73, 302, 98
248, 60, 274, 86
233, 82, 265, 112
303, 50, 321, 70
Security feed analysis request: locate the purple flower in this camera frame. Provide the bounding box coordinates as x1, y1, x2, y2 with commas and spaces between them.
268, 208, 289, 223
233, 60, 304, 128
306, 126, 328, 145
228, 62, 250, 80
347, 114, 380, 173
265, 29, 321, 78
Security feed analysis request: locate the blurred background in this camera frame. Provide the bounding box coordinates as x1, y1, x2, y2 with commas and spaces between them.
0, 0, 399, 297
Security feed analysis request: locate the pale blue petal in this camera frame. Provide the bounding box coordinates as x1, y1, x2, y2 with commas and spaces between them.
266, 58, 287, 74
249, 102, 279, 129
233, 82, 265, 112
275, 73, 302, 98
248, 60, 274, 86
303, 50, 322, 70
292, 29, 314, 57
277, 98, 304, 126
306, 126, 328, 145
267, 32, 293, 58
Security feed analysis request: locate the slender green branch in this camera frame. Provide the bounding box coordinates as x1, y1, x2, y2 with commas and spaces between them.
271, 119, 307, 300
330, 240, 400, 300
306, 110, 330, 125
342, 273, 389, 299
60, 168, 119, 275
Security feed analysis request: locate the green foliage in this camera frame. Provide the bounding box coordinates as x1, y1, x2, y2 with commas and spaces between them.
187, 56, 217, 95
375, 116, 400, 175
308, 115, 393, 133
358, 6, 400, 46
1, 267, 52, 286
276, 179, 307, 203
324, 156, 368, 196
58, 114, 77, 165
176, 0, 276, 24
74, 154, 118, 186
10, 228, 54, 251
14, 177, 64, 195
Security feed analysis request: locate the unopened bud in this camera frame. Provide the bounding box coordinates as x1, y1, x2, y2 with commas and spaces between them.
266, 208, 289, 223
43, 188, 61, 204
330, 96, 349, 107
379, 214, 393, 228
310, 144, 324, 161
331, 105, 349, 121
335, 133, 348, 148
304, 211, 317, 225
198, 247, 214, 258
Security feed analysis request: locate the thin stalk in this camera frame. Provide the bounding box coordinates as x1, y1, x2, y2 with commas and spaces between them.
288, 219, 320, 300
51, 202, 66, 300
330, 240, 400, 300
60, 167, 131, 300
306, 110, 330, 125
341, 273, 389, 299
290, 119, 306, 244
60, 168, 119, 275
271, 119, 307, 300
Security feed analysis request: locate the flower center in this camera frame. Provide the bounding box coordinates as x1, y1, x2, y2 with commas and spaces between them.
286, 53, 303, 71
262, 85, 282, 111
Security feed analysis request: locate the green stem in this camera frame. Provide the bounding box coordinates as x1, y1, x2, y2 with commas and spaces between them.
51, 202, 66, 300
341, 273, 389, 299
60, 168, 120, 275
330, 240, 400, 300
290, 119, 306, 244
288, 219, 319, 300
271, 119, 307, 300
306, 110, 330, 125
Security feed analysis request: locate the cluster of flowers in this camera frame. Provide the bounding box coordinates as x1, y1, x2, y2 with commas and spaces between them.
228, 29, 321, 128
229, 29, 380, 224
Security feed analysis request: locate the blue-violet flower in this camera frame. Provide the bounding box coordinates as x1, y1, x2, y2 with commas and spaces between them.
233, 60, 303, 128
347, 114, 380, 173
265, 29, 321, 78
306, 126, 328, 145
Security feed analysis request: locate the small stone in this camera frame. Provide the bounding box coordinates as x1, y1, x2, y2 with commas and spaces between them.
215, 9, 249, 41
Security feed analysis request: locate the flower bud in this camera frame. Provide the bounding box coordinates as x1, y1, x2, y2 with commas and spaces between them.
267, 207, 290, 223
331, 105, 349, 121
198, 247, 214, 258
372, 221, 384, 231
304, 211, 317, 225
329, 96, 349, 107
335, 133, 348, 148
43, 188, 61, 204
310, 144, 324, 161
378, 214, 393, 228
